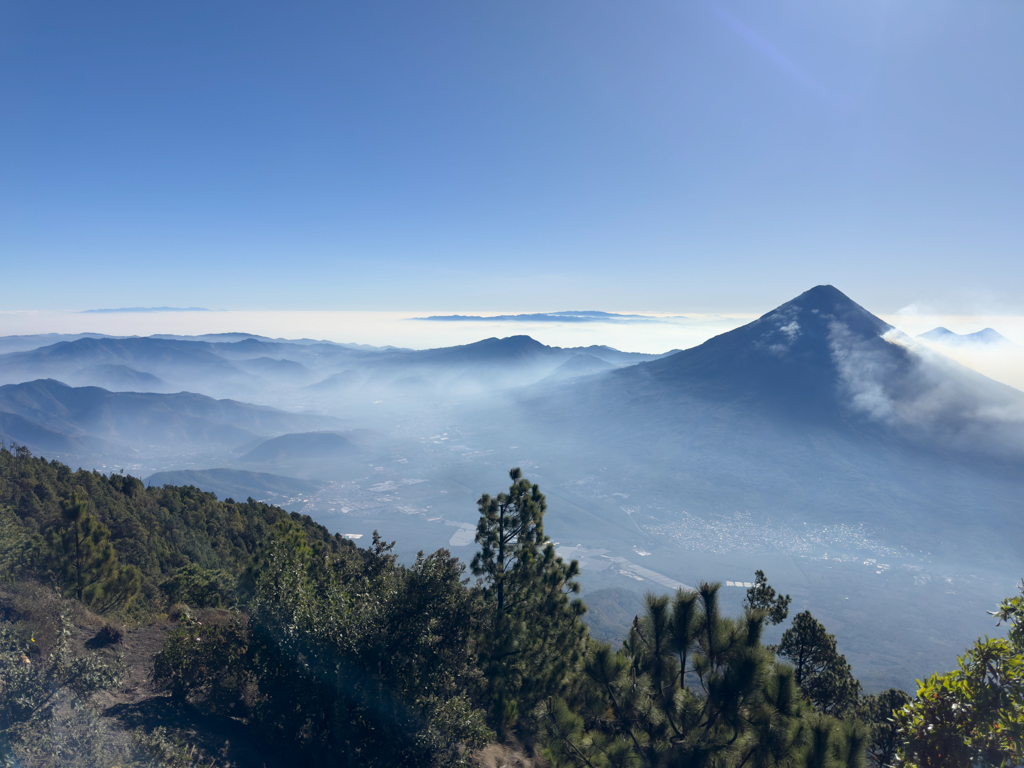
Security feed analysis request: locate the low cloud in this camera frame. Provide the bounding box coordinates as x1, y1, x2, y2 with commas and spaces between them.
829, 322, 1024, 456
414, 311, 688, 325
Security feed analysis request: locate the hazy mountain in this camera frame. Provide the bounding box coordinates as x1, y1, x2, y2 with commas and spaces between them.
540, 353, 617, 382
0, 411, 92, 455
234, 356, 316, 384
305, 370, 364, 392
388, 335, 669, 368
349, 335, 674, 395
566, 345, 680, 365
65, 363, 173, 393
0, 379, 341, 452
400, 335, 559, 365
417, 310, 671, 323
239, 431, 362, 463
0, 333, 119, 355
504, 285, 1024, 562
145, 467, 321, 504
918, 327, 1014, 347
0, 331, 669, 406
0, 337, 260, 396
153, 332, 408, 351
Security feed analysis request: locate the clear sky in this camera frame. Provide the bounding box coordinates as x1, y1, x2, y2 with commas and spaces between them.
2, 0, 1022, 314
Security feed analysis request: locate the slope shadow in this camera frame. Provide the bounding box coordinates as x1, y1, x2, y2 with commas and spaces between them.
104, 696, 287, 768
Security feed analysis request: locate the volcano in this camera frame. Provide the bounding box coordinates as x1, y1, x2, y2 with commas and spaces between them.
507, 286, 1024, 562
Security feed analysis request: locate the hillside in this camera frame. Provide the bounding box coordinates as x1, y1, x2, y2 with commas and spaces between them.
0, 379, 342, 456
3, 446, 1018, 768
145, 467, 322, 506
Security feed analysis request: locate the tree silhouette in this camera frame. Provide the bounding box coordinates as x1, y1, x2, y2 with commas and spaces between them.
775, 610, 861, 716
895, 583, 1024, 767
542, 583, 868, 767
472, 468, 586, 735
45, 493, 139, 612
744, 569, 792, 625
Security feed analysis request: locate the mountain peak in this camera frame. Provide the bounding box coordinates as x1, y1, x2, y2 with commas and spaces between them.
918, 326, 1013, 347
758, 285, 892, 340
635, 285, 898, 421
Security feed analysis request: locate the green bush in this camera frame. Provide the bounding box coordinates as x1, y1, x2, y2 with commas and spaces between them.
161, 563, 237, 609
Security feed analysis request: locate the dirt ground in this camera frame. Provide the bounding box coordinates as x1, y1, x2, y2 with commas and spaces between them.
4, 585, 540, 767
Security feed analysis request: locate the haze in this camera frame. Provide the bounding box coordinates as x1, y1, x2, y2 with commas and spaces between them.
3, 0, 1024, 705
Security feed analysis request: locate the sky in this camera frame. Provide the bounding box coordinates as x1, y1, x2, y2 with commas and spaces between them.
1, 0, 1023, 314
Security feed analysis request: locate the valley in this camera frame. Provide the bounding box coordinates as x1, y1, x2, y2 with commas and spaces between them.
1, 285, 1022, 695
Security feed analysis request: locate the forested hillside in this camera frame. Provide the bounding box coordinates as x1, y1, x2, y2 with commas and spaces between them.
1, 446, 1020, 767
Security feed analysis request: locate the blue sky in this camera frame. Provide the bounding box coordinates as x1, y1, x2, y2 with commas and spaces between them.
1, 0, 1022, 313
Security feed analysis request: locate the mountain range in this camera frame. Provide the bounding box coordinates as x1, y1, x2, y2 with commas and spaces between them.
2, 285, 1022, 692
0, 379, 340, 457
0, 331, 673, 403
918, 326, 1015, 347
1, 286, 1021, 562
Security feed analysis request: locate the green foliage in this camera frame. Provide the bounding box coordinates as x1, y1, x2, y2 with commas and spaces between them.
744, 569, 792, 625
775, 611, 862, 717
0, 506, 34, 584
540, 584, 867, 768
43, 492, 142, 612
0, 601, 122, 732
130, 726, 220, 768
894, 583, 1024, 767
11, 445, 991, 768
471, 468, 587, 735
153, 613, 251, 705
154, 523, 492, 767
0, 446, 350, 616
856, 688, 911, 767
160, 563, 237, 608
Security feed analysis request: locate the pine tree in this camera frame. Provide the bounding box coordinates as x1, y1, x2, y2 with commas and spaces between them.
541, 583, 868, 767
0, 505, 34, 583
471, 468, 587, 734
857, 688, 910, 767
45, 493, 140, 612
775, 610, 862, 716
744, 569, 792, 625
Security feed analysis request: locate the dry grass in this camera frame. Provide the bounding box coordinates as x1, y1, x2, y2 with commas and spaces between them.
470, 742, 546, 768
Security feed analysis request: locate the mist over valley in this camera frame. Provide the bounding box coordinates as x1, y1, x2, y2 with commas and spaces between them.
2, 286, 1021, 693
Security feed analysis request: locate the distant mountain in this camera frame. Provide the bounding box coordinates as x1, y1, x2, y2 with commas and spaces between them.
632, 284, 896, 420
0, 337, 259, 396
0, 411, 92, 455
65, 363, 173, 393
601, 285, 1024, 430
0, 332, 668, 402
0, 333, 118, 355
152, 333, 406, 351
145, 467, 321, 504
234, 356, 316, 383
0, 379, 341, 452
394, 335, 669, 367
351, 335, 674, 394
508, 285, 1024, 561
305, 370, 363, 392
564, 345, 679, 365
918, 327, 1014, 347
403, 335, 559, 365
417, 310, 683, 323
540, 353, 617, 383
581, 587, 645, 645
239, 431, 362, 464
